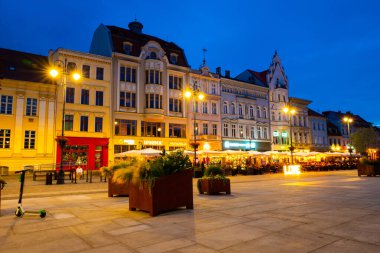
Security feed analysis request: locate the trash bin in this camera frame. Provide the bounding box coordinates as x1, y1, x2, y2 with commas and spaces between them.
45, 173, 53, 185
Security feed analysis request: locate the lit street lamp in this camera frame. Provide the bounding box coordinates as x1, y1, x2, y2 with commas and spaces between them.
185, 81, 204, 166
50, 58, 80, 184
283, 106, 296, 164
343, 116, 354, 164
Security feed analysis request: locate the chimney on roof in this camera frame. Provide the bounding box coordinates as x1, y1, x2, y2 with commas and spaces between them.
216, 67, 221, 75
225, 70, 230, 78
128, 19, 143, 34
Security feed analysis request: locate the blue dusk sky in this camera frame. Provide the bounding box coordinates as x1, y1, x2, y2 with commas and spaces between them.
1, 0, 379, 125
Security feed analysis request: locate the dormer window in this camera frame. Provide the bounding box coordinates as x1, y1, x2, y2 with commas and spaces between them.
149, 52, 157, 59
170, 53, 178, 64
123, 42, 132, 55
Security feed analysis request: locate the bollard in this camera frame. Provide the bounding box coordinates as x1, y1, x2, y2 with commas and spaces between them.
45, 173, 53, 185
0, 179, 6, 216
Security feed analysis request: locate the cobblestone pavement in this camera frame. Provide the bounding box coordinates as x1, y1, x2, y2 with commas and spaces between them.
1, 170, 380, 253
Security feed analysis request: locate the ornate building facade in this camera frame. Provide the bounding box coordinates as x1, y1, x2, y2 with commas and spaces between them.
90, 21, 192, 160
221, 70, 271, 151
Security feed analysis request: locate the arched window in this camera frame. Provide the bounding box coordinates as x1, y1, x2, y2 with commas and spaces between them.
123, 42, 132, 55
170, 53, 178, 64
223, 101, 228, 114
231, 103, 236, 115
263, 107, 267, 118
272, 111, 275, 121
256, 106, 261, 118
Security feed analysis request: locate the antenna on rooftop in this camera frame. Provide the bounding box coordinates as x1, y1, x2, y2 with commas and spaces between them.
202, 48, 207, 67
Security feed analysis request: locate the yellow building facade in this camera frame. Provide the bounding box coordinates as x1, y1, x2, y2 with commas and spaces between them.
0, 48, 56, 172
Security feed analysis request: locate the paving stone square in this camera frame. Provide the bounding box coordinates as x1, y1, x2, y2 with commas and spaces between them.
1, 170, 380, 253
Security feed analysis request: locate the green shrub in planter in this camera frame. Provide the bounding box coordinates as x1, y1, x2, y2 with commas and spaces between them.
197, 165, 230, 195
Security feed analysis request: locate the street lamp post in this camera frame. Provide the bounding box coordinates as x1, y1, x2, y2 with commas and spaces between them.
185, 81, 204, 166
50, 58, 80, 184
283, 106, 296, 164
343, 116, 353, 165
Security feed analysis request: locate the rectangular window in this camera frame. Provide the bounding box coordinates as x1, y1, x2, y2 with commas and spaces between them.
66, 62, 76, 75
263, 127, 268, 139
169, 124, 186, 138
231, 124, 236, 137
96, 91, 104, 106
96, 67, 104, 80
24, 130, 36, 149
169, 98, 182, 112
81, 89, 89, 105
66, 87, 75, 103
1, 95, 13, 114
120, 92, 136, 108
141, 122, 165, 137
120, 66, 125, 81
115, 119, 137, 136
145, 70, 162, 84
126, 67, 131, 82
211, 83, 216, 94
95, 117, 103, 132
212, 124, 217, 136
251, 126, 255, 139
168, 75, 183, 90
223, 123, 228, 137
82, 65, 90, 78
203, 123, 208, 135
80, 116, 88, 132
120, 66, 137, 83
146, 93, 162, 109
0, 129, 11, 148
212, 103, 217, 114
203, 102, 208, 114
257, 126, 262, 139
239, 125, 244, 138
64, 115, 74, 131
26, 98, 37, 116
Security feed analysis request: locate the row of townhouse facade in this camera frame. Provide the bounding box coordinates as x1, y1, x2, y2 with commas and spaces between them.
1, 20, 331, 172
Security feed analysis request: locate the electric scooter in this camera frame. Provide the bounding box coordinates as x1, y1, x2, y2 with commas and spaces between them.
15, 169, 47, 218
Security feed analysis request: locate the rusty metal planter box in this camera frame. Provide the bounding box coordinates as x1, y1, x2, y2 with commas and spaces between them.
129, 169, 193, 216
358, 163, 380, 177
198, 178, 231, 195
108, 178, 129, 197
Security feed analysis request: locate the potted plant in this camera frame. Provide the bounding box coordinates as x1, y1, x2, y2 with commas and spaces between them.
103, 161, 136, 197
358, 157, 380, 177
128, 150, 193, 216
0, 177, 6, 216
197, 165, 231, 195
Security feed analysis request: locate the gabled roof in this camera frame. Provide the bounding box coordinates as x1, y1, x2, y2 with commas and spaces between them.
308, 109, 325, 118
0, 48, 50, 84
106, 25, 189, 67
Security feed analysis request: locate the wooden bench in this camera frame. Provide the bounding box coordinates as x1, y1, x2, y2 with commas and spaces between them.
33, 170, 57, 181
